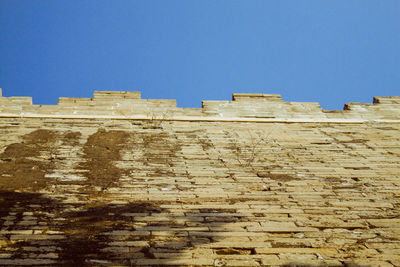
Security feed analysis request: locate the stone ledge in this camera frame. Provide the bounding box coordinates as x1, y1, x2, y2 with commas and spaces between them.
232, 93, 283, 102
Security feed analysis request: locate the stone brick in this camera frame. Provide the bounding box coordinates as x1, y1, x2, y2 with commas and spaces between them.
259, 255, 281, 265
132, 258, 214, 265
255, 247, 338, 257
108, 241, 149, 247
218, 259, 261, 266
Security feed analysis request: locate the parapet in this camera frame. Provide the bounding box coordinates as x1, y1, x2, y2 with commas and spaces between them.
92, 91, 141, 100
232, 93, 283, 102
0, 90, 399, 122
373, 96, 400, 104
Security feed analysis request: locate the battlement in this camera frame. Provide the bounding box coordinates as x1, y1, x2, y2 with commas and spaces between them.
0, 89, 399, 122
232, 93, 283, 102
92, 90, 141, 100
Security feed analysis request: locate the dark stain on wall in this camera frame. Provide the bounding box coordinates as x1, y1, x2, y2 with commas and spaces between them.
0, 129, 82, 192
0, 130, 59, 192
79, 129, 130, 190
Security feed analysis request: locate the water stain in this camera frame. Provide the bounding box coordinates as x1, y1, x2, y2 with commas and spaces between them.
79, 129, 130, 190
257, 171, 297, 182
0, 130, 59, 192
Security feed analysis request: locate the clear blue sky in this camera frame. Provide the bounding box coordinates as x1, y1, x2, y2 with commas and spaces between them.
0, 0, 399, 110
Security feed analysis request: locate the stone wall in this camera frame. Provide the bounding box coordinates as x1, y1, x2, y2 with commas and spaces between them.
0, 90, 399, 266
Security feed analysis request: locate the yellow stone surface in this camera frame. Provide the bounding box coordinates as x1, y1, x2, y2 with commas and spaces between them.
0, 91, 399, 266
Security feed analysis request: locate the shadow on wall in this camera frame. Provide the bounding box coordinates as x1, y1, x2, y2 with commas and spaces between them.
2, 191, 286, 266
0, 190, 211, 266
0, 190, 366, 266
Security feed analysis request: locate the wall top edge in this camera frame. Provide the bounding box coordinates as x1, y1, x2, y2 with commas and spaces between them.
1, 90, 400, 121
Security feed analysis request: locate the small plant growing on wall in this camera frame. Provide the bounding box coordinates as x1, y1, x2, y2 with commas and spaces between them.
146, 110, 170, 129
228, 131, 270, 169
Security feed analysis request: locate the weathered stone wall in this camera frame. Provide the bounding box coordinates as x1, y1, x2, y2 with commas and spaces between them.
0, 90, 399, 266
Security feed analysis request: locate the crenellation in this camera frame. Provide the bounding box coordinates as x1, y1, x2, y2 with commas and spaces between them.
145, 99, 177, 107
93, 90, 141, 100
0, 91, 399, 124
57, 97, 92, 105
232, 93, 283, 102
201, 100, 231, 108
8, 96, 33, 105
373, 96, 400, 104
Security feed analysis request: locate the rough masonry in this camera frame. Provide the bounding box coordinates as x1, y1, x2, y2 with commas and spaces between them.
0, 89, 399, 266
